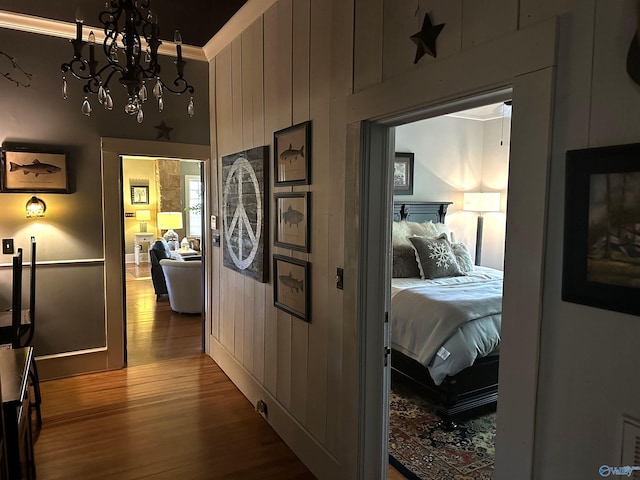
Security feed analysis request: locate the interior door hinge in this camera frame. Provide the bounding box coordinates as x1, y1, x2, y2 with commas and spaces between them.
384, 347, 391, 366
385, 311, 389, 323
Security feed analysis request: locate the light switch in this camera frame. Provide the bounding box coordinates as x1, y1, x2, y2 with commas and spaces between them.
2, 239, 14, 255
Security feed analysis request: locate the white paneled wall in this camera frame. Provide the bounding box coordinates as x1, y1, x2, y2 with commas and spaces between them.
209, 0, 347, 472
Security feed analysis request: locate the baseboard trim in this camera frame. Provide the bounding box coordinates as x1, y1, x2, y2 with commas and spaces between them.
210, 338, 342, 479
36, 349, 115, 380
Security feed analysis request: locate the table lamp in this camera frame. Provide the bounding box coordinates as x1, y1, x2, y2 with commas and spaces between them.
135, 209, 151, 232
157, 212, 183, 250
463, 192, 501, 265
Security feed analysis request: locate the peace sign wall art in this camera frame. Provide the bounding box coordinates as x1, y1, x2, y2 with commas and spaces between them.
222, 146, 269, 283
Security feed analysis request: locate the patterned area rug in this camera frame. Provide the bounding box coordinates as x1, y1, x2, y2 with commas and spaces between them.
389, 382, 496, 480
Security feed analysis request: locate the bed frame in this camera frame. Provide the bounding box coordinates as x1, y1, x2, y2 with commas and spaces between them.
392, 201, 500, 424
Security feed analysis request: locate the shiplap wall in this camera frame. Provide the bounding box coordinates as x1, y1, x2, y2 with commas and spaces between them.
205, 0, 640, 479
209, 0, 349, 469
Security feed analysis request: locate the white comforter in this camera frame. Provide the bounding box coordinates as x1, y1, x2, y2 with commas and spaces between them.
391, 267, 503, 385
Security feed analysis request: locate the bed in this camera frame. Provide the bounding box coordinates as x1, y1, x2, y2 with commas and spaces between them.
391, 201, 502, 424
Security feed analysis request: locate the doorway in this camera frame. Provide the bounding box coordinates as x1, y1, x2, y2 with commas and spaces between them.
101, 138, 210, 373
387, 98, 511, 478
121, 155, 205, 366
352, 72, 553, 478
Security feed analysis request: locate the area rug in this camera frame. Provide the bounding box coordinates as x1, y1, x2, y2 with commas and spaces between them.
389, 382, 496, 480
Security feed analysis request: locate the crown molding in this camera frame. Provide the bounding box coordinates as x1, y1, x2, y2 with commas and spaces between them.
0, 10, 206, 62
203, 0, 277, 60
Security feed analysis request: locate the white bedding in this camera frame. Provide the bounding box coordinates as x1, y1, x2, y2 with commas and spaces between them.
391, 266, 503, 385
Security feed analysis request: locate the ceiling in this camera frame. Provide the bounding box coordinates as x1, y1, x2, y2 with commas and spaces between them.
0, 0, 248, 47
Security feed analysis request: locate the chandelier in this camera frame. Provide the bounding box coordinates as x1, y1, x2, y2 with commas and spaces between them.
61, 0, 195, 124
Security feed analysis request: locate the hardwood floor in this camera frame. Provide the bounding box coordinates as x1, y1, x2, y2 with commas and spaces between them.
32, 261, 403, 479
125, 262, 202, 366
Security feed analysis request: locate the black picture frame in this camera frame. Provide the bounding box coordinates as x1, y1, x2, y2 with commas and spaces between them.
130, 185, 149, 205
393, 152, 414, 195
274, 192, 310, 252
273, 254, 310, 322
1, 145, 70, 193
274, 121, 311, 186
563, 142, 640, 316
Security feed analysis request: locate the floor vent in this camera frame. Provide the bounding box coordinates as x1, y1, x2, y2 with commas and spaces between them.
621, 416, 640, 479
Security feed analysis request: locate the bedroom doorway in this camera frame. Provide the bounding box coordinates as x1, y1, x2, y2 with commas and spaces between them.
387, 97, 511, 478
350, 62, 554, 477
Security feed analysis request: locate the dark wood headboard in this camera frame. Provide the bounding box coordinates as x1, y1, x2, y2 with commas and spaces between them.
393, 201, 453, 223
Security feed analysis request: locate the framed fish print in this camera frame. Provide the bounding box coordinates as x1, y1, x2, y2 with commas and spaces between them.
273, 254, 310, 322
1, 145, 70, 193
274, 121, 311, 186
274, 192, 310, 252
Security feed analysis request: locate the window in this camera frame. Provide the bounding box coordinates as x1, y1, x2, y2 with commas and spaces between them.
185, 174, 202, 237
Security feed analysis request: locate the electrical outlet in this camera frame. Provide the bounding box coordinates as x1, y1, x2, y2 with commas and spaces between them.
2, 239, 14, 255
256, 399, 268, 417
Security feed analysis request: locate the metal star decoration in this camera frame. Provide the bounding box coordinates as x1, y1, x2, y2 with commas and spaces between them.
410, 12, 445, 64
154, 121, 173, 141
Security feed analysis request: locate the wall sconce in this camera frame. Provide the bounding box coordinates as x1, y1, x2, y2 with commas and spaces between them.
135, 209, 152, 232
26, 196, 46, 218
463, 192, 501, 265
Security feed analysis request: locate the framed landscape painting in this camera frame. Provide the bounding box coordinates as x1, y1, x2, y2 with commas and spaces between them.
563, 143, 640, 316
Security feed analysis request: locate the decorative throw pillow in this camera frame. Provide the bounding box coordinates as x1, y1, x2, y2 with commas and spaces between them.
392, 221, 415, 247
392, 244, 421, 278
408, 234, 464, 279
451, 242, 474, 273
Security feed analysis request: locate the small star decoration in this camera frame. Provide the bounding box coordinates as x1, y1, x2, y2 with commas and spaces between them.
410, 12, 445, 64
154, 121, 173, 141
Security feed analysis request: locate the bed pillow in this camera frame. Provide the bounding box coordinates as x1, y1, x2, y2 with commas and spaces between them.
392, 244, 421, 278
408, 234, 465, 279
451, 242, 474, 273
392, 221, 415, 247
392, 221, 455, 246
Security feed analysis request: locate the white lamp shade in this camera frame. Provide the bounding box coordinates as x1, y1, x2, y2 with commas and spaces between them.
157, 212, 183, 230
463, 192, 501, 213
135, 209, 151, 221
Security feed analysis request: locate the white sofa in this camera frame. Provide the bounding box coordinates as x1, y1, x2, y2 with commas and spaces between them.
159, 259, 202, 314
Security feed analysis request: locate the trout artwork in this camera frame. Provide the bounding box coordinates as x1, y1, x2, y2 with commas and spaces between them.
274, 121, 311, 185
1, 148, 69, 193
273, 254, 310, 322
275, 192, 310, 252
10, 159, 61, 176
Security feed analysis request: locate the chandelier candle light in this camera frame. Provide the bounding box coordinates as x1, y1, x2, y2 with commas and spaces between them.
61, 0, 195, 123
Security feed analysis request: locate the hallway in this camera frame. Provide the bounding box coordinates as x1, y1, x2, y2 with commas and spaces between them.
33, 262, 315, 479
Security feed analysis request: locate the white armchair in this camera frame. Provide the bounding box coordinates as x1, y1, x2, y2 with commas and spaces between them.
159, 259, 203, 314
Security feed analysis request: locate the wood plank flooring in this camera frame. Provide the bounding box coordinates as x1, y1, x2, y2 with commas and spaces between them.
125, 263, 202, 367
32, 262, 403, 479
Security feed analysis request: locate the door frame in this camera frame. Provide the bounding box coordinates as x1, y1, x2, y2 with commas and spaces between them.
345, 19, 557, 480
101, 138, 211, 370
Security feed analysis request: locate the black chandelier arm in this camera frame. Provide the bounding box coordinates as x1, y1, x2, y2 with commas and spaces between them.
160, 76, 195, 96
61, 58, 88, 79
62, 57, 125, 91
